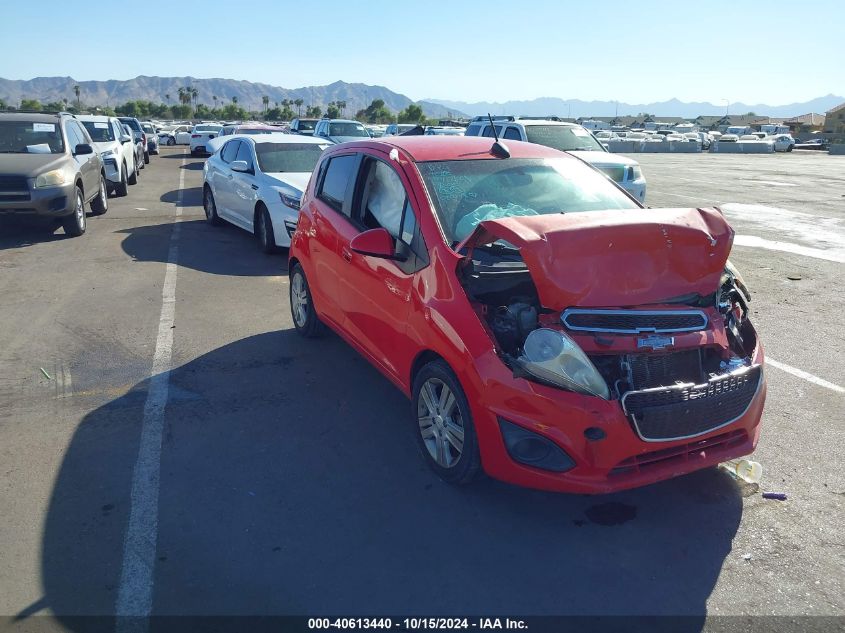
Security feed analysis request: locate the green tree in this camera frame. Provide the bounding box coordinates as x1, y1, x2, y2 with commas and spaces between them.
293, 98, 304, 116
0, 98, 6, 111
356, 99, 393, 124
73, 85, 81, 108
397, 104, 424, 124
231, 95, 238, 105
45, 101, 65, 111
306, 105, 322, 118
262, 95, 269, 113
337, 100, 346, 117
326, 103, 341, 119
20, 99, 42, 111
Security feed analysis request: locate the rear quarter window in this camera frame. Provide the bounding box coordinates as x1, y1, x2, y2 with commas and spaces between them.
465, 123, 483, 136
318, 154, 358, 215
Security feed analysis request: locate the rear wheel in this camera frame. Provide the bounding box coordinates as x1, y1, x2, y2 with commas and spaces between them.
412, 360, 481, 485
289, 263, 324, 337
62, 186, 87, 237
166, 136, 175, 146
89, 175, 108, 215
256, 205, 278, 254
143, 151, 150, 164
203, 187, 222, 225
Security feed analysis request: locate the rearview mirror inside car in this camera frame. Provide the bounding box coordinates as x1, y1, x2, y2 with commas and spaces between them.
349, 228, 406, 261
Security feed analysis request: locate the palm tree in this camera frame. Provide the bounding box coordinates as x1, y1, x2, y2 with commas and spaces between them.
232, 96, 238, 105
165, 93, 171, 105
213, 95, 218, 109
262, 95, 269, 113
294, 98, 303, 117
73, 85, 80, 109
190, 86, 198, 113
338, 100, 346, 117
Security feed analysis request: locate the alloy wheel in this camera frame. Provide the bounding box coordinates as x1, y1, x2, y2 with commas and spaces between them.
75, 190, 86, 230
290, 271, 309, 328
417, 378, 464, 468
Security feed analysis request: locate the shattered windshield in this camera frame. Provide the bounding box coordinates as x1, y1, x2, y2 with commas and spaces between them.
417, 158, 640, 245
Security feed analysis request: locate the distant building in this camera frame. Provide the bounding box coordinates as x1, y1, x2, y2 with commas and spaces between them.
783, 112, 826, 133
823, 103, 845, 134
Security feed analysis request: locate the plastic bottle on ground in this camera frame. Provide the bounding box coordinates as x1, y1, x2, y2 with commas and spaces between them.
720, 458, 762, 484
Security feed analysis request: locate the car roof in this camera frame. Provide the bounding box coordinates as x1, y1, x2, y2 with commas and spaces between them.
323, 118, 363, 124
0, 112, 65, 122
235, 133, 328, 145
335, 136, 570, 162
76, 114, 112, 122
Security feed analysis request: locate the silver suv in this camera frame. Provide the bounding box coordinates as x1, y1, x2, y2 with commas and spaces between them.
464, 116, 647, 202
0, 111, 107, 236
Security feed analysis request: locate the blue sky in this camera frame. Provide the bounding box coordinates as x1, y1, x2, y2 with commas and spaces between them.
1, 0, 841, 105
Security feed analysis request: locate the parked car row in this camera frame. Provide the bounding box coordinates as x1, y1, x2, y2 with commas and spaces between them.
0, 111, 157, 237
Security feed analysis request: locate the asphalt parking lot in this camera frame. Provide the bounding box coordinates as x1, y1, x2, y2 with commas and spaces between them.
0, 147, 843, 631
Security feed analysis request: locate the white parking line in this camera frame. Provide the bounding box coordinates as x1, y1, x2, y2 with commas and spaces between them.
733, 235, 845, 263
767, 358, 845, 394
750, 180, 798, 187
115, 157, 186, 629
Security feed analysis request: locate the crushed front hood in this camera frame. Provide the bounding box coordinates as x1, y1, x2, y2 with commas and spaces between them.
458, 208, 733, 309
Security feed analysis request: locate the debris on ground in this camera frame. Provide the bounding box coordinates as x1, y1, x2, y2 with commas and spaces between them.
39, 367, 52, 380
762, 492, 788, 501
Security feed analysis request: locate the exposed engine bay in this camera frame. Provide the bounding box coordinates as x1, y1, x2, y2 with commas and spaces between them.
460, 244, 758, 402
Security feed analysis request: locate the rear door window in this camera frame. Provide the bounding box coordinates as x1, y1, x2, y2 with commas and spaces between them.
503, 127, 522, 141
317, 154, 358, 215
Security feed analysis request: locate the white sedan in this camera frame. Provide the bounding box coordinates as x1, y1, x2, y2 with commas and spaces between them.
770, 133, 796, 152
189, 124, 224, 156
202, 134, 330, 252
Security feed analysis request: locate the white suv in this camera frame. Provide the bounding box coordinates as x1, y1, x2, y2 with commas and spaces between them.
464, 116, 647, 202
77, 115, 138, 196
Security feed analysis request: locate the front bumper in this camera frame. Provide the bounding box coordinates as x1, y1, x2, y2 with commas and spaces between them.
468, 339, 765, 494
0, 181, 77, 217
267, 199, 299, 248
103, 158, 122, 184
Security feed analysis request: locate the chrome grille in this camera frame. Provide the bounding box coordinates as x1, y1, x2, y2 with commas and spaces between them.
562, 309, 708, 334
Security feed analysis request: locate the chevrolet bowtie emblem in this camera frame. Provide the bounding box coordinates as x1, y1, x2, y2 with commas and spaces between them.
637, 335, 675, 350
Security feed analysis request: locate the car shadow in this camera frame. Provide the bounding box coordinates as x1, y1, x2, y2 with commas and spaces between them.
0, 217, 85, 248
33, 329, 743, 629
119, 219, 287, 277
159, 187, 202, 207
180, 163, 204, 171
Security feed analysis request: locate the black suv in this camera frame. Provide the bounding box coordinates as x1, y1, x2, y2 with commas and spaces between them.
0, 112, 107, 236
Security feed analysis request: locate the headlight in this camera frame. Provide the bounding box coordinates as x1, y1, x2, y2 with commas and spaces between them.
278, 190, 302, 210
516, 328, 609, 399
34, 168, 73, 189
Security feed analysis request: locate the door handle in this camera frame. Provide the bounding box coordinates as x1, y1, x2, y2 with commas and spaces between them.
251, 184, 259, 190
342, 247, 352, 263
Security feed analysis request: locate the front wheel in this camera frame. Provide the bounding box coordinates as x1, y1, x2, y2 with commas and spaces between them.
412, 360, 481, 485
289, 263, 324, 337
62, 186, 87, 237
144, 151, 150, 164
203, 187, 222, 225
115, 163, 129, 196
89, 175, 108, 215
167, 136, 175, 146
256, 206, 278, 254
128, 159, 138, 185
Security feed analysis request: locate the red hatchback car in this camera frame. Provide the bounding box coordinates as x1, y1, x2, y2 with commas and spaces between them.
288, 136, 766, 493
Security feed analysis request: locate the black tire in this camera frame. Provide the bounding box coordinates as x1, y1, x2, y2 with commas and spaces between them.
127, 159, 138, 185
289, 263, 324, 338
787, 145, 793, 152
144, 151, 150, 165
166, 136, 175, 146
115, 163, 129, 196
89, 174, 108, 216
62, 186, 87, 237
203, 187, 222, 226
411, 360, 481, 485
138, 152, 145, 169
256, 205, 278, 254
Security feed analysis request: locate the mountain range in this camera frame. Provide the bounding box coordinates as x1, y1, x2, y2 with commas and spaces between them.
0, 76, 465, 118
426, 94, 845, 119
0, 76, 840, 120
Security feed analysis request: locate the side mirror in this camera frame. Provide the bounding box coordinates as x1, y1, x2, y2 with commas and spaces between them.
349, 228, 405, 261
120, 134, 132, 144
230, 160, 251, 173
74, 143, 93, 156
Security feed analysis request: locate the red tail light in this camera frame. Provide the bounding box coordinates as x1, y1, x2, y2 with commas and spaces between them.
191, 134, 201, 138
